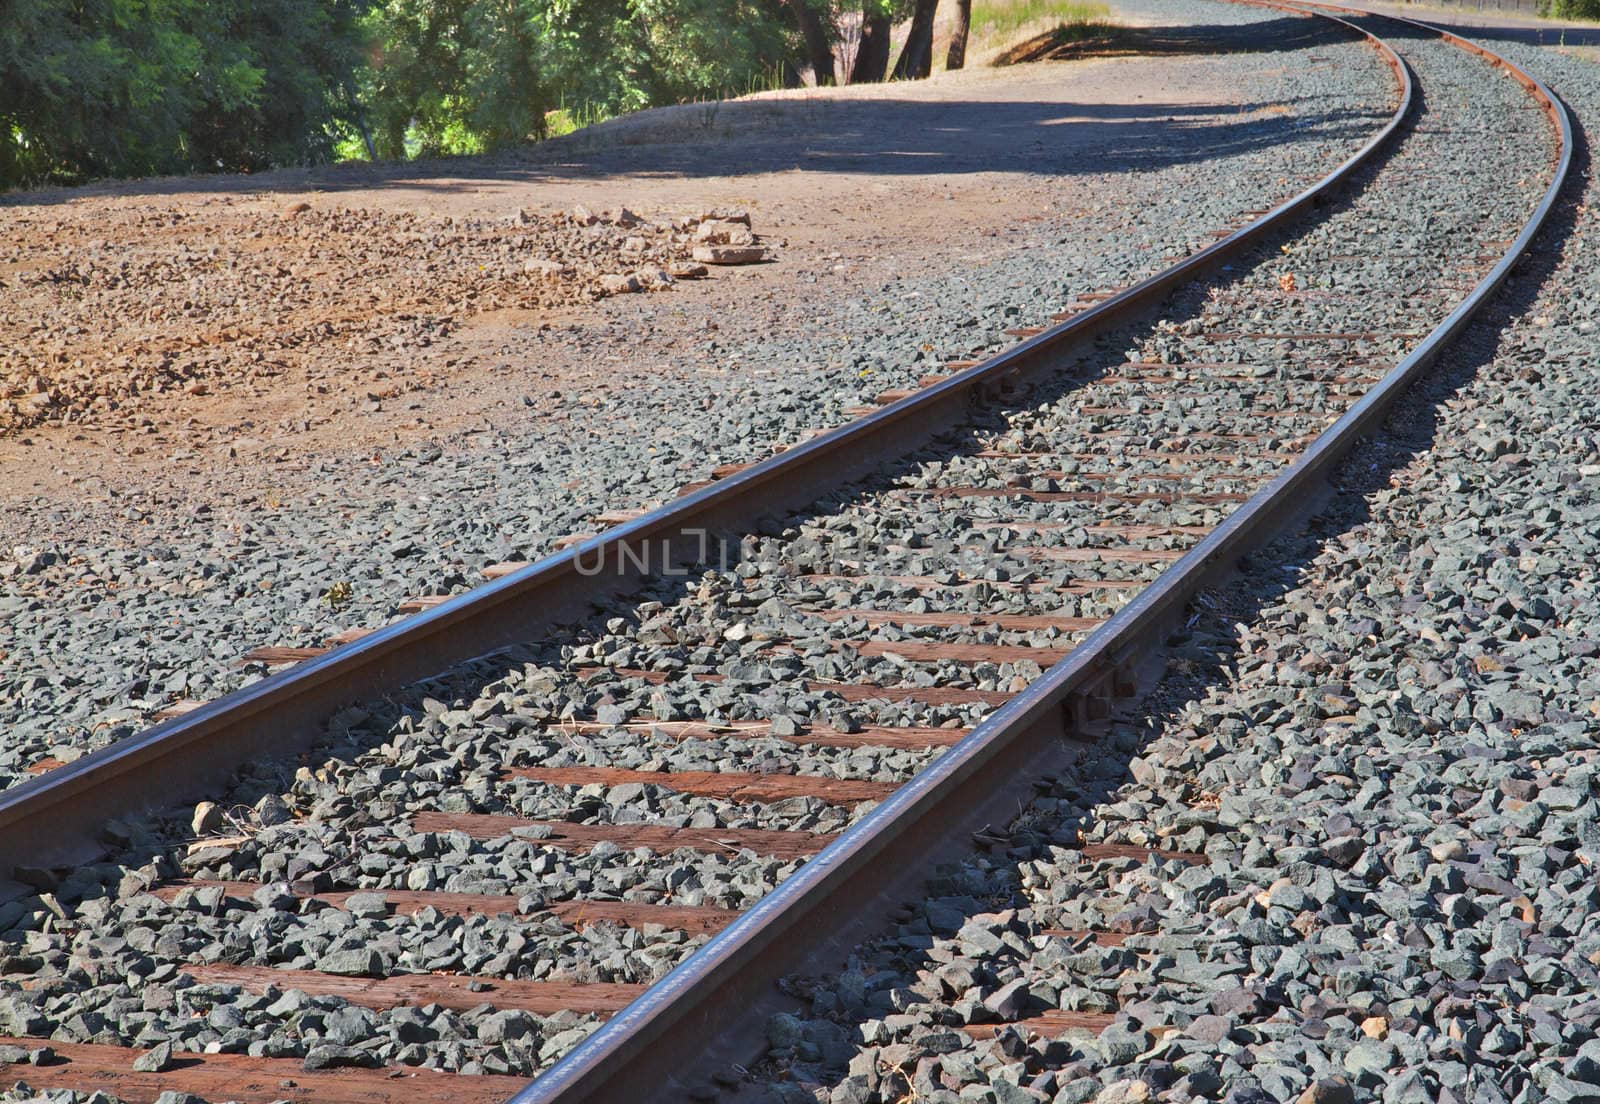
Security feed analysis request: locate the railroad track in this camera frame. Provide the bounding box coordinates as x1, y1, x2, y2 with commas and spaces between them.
0, 4, 1571, 1103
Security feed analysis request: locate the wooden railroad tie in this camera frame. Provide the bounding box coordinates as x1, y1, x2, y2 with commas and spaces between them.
152, 881, 738, 934
0, 1036, 531, 1104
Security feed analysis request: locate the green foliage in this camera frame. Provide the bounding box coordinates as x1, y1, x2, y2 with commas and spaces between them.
545, 99, 612, 138
622, 0, 792, 106
218, 0, 371, 167
0, 0, 369, 189
360, 0, 474, 157
357, 0, 795, 158
10, 0, 1042, 188
1541, 0, 1600, 19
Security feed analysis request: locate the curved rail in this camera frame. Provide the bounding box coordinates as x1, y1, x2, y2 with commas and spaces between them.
505, 10, 1571, 1104
0, 6, 1410, 870
500, 6, 1426, 1103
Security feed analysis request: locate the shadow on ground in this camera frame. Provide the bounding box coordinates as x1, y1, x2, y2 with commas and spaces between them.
7, 18, 1584, 1098
742, 63, 1591, 1104
1358, 2, 1600, 48
1, 17, 1382, 209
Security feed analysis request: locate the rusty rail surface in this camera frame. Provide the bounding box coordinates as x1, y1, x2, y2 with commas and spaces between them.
0, 8, 1410, 875
0, 3, 1571, 1102
505, 6, 1571, 1104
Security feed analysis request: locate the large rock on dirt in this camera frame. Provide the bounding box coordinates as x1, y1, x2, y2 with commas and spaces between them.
693, 245, 766, 266
694, 219, 756, 246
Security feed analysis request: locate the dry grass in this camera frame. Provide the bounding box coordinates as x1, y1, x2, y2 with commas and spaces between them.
933, 0, 1115, 69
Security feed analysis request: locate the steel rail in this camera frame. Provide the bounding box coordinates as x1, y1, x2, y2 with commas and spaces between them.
0, 6, 1408, 876
505, 11, 1572, 1104
493, 7, 1432, 1104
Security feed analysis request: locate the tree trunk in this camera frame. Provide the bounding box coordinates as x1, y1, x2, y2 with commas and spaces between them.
945, 0, 971, 70
851, 12, 892, 83
790, 0, 836, 85
891, 0, 939, 79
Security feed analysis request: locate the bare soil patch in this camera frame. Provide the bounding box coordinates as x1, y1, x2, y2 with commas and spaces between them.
0, 201, 754, 437
0, 48, 1301, 512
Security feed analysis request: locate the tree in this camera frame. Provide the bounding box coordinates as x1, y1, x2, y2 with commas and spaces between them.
788, 0, 836, 85
890, 0, 937, 79
0, 0, 370, 188
629, 0, 791, 104
359, 0, 794, 154
849, 5, 891, 82
3, 0, 960, 188
194, 0, 372, 170
945, 0, 970, 70
361, 0, 476, 157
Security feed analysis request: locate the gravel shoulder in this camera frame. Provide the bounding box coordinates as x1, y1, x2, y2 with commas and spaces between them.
0, 2, 1572, 1099
0, 36, 1329, 502
1346, 1, 1600, 41
738, 33, 1600, 1104
0, 0, 1397, 788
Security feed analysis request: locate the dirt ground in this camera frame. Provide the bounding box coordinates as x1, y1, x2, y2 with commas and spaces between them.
0, 48, 1298, 516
